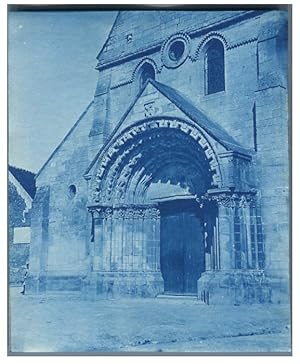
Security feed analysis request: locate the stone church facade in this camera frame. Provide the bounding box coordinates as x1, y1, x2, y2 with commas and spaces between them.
27, 10, 289, 304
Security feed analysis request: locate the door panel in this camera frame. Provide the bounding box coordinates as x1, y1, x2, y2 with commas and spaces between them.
183, 211, 204, 293
160, 214, 184, 293
160, 200, 205, 295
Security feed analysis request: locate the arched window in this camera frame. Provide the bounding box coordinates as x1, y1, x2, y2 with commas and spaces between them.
139, 63, 155, 90
204, 39, 225, 95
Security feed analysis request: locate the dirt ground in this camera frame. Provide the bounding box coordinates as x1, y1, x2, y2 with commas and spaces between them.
8, 287, 291, 354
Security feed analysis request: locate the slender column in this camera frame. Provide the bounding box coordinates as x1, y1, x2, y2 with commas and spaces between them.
89, 207, 113, 271
93, 218, 103, 271
89, 210, 95, 271
204, 222, 212, 271
243, 203, 253, 269
203, 211, 217, 271
215, 217, 220, 270
218, 204, 233, 270
201, 192, 257, 272
154, 216, 161, 272
102, 216, 112, 271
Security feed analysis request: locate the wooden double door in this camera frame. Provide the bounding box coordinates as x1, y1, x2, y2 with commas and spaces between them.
160, 199, 205, 295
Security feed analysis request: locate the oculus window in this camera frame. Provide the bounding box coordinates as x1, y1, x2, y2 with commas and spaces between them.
168, 40, 185, 62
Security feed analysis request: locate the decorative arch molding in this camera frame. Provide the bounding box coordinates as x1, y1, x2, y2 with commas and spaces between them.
193, 32, 228, 61
131, 57, 160, 83
91, 117, 224, 204
110, 58, 160, 90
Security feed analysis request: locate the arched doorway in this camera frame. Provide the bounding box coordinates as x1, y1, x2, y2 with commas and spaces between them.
89, 118, 220, 297
159, 198, 205, 295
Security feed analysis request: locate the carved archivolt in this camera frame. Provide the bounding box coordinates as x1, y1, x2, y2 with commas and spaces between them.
132, 57, 160, 82
92, 118, 223, 204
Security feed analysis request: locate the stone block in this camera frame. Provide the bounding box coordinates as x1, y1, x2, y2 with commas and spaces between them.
198, 271, 272, 305
83, 272, 164, 299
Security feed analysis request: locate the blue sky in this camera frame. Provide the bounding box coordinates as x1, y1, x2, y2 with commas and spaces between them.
8, 11, 117, 172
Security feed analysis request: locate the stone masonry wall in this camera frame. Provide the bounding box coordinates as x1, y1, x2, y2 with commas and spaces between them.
254, 11, 289, 302
93, 10, 289, 301
33, 103, 95, 280
8, 182, 30, 284
94, 12, 263, 151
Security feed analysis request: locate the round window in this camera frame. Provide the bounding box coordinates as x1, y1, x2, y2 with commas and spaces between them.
168, 40, 185, 62
161, 34, 190, 69
68, 184, 76, 198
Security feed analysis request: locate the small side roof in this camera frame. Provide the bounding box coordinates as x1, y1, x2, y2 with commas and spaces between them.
8, 165, 36, 199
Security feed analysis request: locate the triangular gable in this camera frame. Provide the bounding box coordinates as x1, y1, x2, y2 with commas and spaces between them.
86, 80, 248, 176
119, 81, 194, 133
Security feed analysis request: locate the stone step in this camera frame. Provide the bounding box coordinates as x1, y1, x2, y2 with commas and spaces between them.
156, 294, 198, 301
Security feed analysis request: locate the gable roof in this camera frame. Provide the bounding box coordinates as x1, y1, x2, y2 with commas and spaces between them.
8, 165, 36, 199
86, 79, 248, 175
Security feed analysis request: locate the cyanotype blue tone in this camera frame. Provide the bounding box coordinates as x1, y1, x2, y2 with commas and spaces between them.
9, 8, 291, 354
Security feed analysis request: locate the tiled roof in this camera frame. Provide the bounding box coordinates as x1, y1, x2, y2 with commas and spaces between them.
8, 165, 36, 199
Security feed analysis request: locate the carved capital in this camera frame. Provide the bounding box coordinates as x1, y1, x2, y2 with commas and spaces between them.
113, 206, 160, 219
201, 191, 257, 209
89, 206, 113, 219
143, 207, 160, 218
